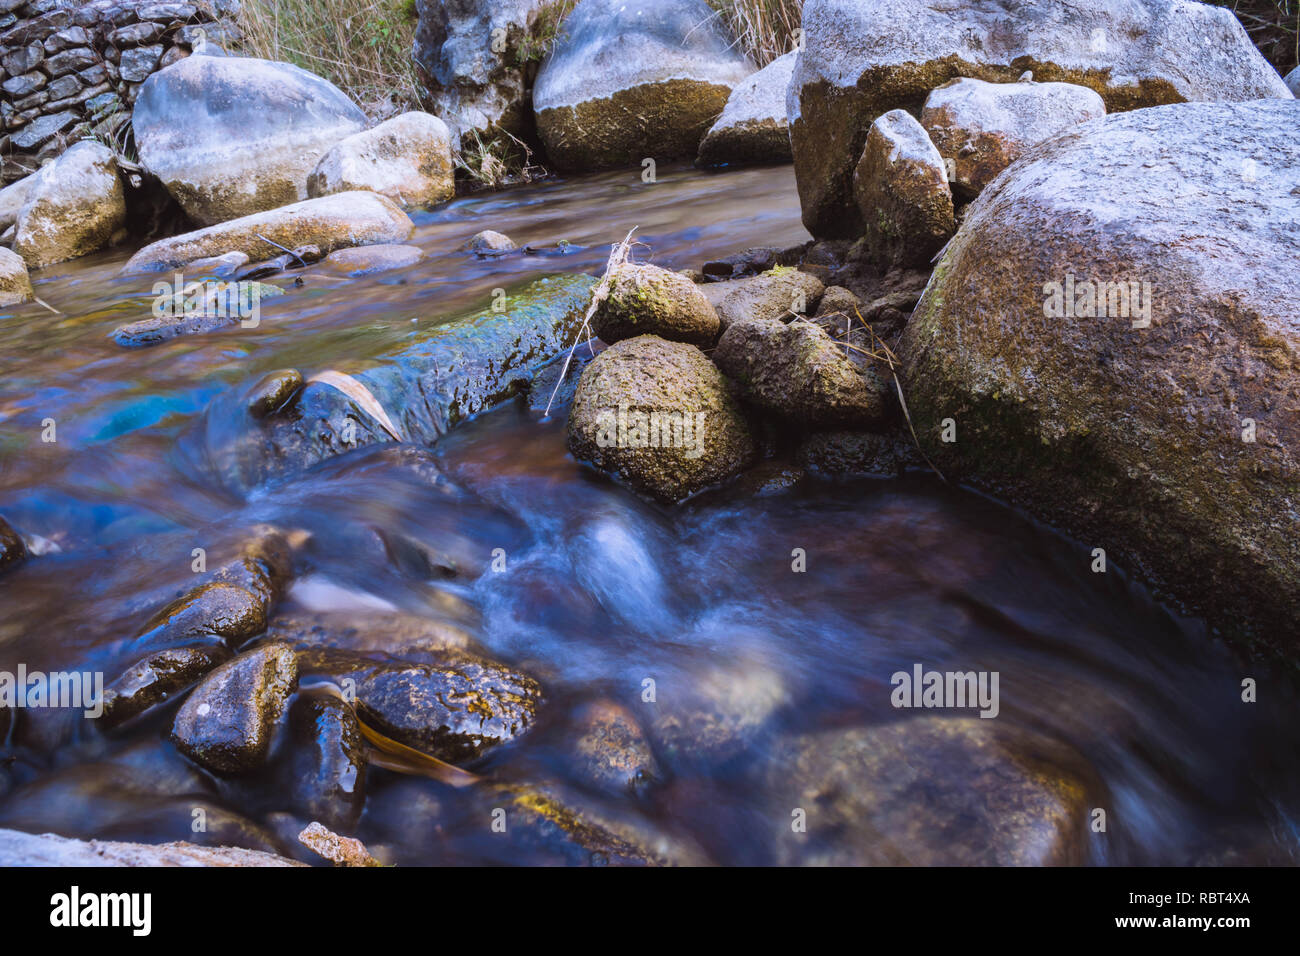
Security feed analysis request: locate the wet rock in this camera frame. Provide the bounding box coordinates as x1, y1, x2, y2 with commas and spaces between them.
122, 191, 414, 273
789, 0, 1291, 237
922, 77, 1106, 200
593, 262, 720, 347
796, 429, 909, 478
412, 0, 567, 148
765, 718, 1094, 865
307, 111, 454, 208
208, 273, 596, 491
0, 828, 304, 867
567, 334, 757, 502
0, 173, 36, 231
322, 243, 423, 276
129, 582, 267, 655
263, 610, 477, 659
898, 99, 1300, 651
133, 54, 368, 225
571, 699, 660, 795
0, 248, 32, 306
101, 643, 233, 729
12, 141, 126, 269
713, 317, 891, 429
649, 652, 788, 764
852, 110, 954, 271
110, 282, 285, 347
0, 515, 26, 574
697, 50, 795, 167
297, 649, 540, 764
699, 267, 824, 331
533, 0, 754, 170
297, 820, 380, 866
170, 643, 298, 774
210, 526, 294, 612
1287, 66, 1300, 98
460, 229, 516, 254
289, 696, 367, 831
701, 243, 806, 279
245, 369, 303, 419
187, 250, 248, 278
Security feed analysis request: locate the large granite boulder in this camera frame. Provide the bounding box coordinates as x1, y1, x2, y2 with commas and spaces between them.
789, 0, 1293, 237
11, 141, 125, 269
307, 111, 455, 208
533, 0, 754, 170
132, 54, 368, 226
0, 248, 33, 306
697, 50, 796, 167
898, 99, 1300, 652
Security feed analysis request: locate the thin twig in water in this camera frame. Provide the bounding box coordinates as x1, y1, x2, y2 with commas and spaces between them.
541, 227, 638, 418
32, 297, 62, 315
255, 233, 307, 266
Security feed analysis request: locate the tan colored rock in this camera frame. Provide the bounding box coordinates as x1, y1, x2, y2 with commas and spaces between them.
922, 77, 1106, 199
322, 243, 424, 276
122, 191, 414, 273
0, 247, 33, 306
699, 267, 824, 331
133, 54, 368, 226
308, 111, 454, 208
0, 827, 303, 866
297, 821, 381, 867
594, 262, 720, 347
567, 334, 756, 502
852, 109, 954, 270
12, 141, 125, 269
698, 51, 795, 167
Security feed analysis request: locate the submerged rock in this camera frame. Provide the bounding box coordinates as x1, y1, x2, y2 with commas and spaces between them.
571, 699, 661, 795
922, 77, 1106, 200
170, 643, 299, 774
297, 648, 541, 764
898, 99, 1300, 651
321, 243, 423, 276
567, 334, 757, 502
789, 0, 1291, 237
697, 51, 796, 167
122, 191, 414, 274
852, 110, 954, 270
133, 54, 368, 225
713, 317, 891, 429
263, 610, 477, 659
0, 515, 26, 574
12, 141, 125, 269
0, 248, 33, 307
765, 718, 1094, 865
533, 0, 754, 170
289, 696, 367, 831
307, 111, 455, 208
593, 262, 720, 347
0, 828, 304, 867
205, 273, 595, 492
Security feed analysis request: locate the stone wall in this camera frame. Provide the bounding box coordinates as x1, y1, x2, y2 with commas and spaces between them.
0, 0, 242, 182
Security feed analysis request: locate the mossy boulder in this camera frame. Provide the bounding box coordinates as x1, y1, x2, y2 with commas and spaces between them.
852, 110, 954, 271
898, 99, 1300, 653
0, 248, 33, 307
593, 262, 720, 347
697, 51, 796, 167
700, 267, 825, 332
307, 111, 454, 208
567, 334, 757, 502
533, 0, 754, 170
12, 141, 125, 270
713, 317, 892, 429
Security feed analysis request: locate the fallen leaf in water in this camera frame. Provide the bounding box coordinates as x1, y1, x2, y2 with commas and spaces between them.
308, 369, 404, 442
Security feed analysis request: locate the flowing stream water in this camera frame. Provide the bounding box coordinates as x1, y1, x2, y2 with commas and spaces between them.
1, 163, 1297, 865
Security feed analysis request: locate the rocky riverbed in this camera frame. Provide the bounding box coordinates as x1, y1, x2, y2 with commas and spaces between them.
1, 0, 1298, 868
